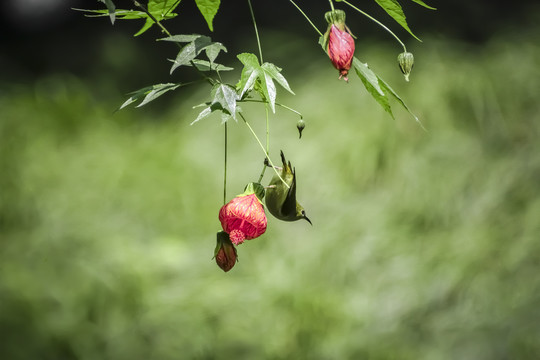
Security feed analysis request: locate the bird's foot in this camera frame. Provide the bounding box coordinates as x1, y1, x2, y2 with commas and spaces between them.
264, 157, 282, 171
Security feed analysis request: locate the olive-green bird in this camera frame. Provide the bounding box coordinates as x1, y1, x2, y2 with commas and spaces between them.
265, 151, 312, 224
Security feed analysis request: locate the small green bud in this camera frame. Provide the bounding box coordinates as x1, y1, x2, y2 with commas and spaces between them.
398, 51, 414, 82
296, 119, 305, 139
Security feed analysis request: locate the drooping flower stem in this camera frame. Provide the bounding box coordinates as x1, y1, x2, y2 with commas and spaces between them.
247, 0, 270, 184
287, 0, 323, 37
223, 122, 228, 205
247, 0, 264, 63
340, 0, 407, 52
257, 105, 270, 183
328, 0, 335, 11
240, 113, 289, 189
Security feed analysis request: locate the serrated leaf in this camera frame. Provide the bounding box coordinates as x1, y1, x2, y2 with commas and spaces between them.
133, 0, 181, 36
170, 36, 212, 73
73, 8, 145, 19
374, 0, 421, 42
118, 83, 181, 110
160, 34, 201, 43
353, 57, 424, 128
378, 77, 425, 129
162, 35, 228, 73
192, 106, 213, 124
194, 0, 221, 31
236, 53, 261, 97
79, 0, 180, 36
353, 58, 384, 96
261, 72, 276, 112
236, 53, 294, 113
408, 0, 436, 10
353, 58, 393, 118
187, 59, 233, 72
261, 63, 295, 95
212, 84, 238, 120
205, 42, 227, 64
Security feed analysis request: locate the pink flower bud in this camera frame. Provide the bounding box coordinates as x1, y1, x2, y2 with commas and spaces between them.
327, 25, 355, 81
219, 193, 267, 245
324, 10, 355, 82
214, 231, 237, 272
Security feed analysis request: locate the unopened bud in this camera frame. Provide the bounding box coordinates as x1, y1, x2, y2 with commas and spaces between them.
214, 231, 237, 272
324, 10, 355, 82
296, 119, 305, 139
398, 51, 414, 82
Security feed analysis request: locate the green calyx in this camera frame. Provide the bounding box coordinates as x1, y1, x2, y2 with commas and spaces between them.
240, 182, 266, 202
322, 9, 352, 50
398, 51, 415, 82
214, 231, 232, 257
325, 9, 347, 28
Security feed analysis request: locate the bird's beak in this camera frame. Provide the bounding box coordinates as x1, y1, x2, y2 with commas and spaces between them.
304, 215, 312, 226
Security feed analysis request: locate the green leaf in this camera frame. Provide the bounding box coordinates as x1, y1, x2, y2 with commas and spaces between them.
119, 83, 181, 110
194, 0, 221, 31
205, 42, 227, 64
236, 53, 294, 113
76, 0, 180, 36
160, 34, 202, 43
261, 63, 295, 95
353, 57, 424, 128
134, 0, 181, 36
187, 59, 233, 72
373, 0, 421, 41
353, 59, 393, 119
212, 84, 238, 119
191, 83, 240, 124
352, 58, 384, 96
236, 53, 261, 97
161, 34, 227, 73
98, 0, 116, 24
378, 77, 426, 129
192, 105, 213, 124
407, 0, 436, 10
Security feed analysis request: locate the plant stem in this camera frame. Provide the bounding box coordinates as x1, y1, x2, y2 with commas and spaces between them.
247, 0, 264, 63
240, 113, 289, 189
223, 122, 228, 204
287, 0, 323, 37
133, 1, 172, 37
240, 99, 303, 119
248, 0, 269, 184
328, 0, 335, 11
257, 105, 270, 182
341, 0, 407, 52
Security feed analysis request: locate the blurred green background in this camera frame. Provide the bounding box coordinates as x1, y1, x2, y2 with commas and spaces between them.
2, 1, 540, 359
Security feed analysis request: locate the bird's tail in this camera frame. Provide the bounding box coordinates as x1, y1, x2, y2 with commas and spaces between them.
280, 150, 293, 173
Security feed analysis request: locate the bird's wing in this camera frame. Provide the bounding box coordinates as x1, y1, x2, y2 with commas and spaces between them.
282, 166, 298, 215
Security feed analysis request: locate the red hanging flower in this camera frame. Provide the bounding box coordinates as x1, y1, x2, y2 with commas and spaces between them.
214, 231, 237, 272
324, 10, 355, 81
219, 186, 267, 246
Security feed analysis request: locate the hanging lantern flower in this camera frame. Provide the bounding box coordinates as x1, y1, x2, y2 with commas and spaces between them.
323, 9, 355, 81
214, 231, 237, 272
219, 183, 267, 245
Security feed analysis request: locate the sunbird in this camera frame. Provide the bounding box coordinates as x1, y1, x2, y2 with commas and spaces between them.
265, 151, 312, 224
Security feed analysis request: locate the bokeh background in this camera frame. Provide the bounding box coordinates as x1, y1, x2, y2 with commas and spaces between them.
1, 0, 540, 359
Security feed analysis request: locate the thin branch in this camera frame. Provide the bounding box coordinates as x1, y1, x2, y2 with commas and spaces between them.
240, 113, 289, 189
